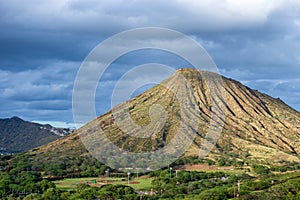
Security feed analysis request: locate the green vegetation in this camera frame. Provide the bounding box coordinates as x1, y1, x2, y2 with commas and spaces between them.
0, 155, 55, 199
148, 169, 300, 199
0, 154, 138, 199
29, 153, 108, 177
54, 177, 99, 190
252, 164, 270, 175
1, 153, 300, 199
54, 177, 153, 191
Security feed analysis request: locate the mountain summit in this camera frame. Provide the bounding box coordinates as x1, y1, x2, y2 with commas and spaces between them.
29, 69, 300, 169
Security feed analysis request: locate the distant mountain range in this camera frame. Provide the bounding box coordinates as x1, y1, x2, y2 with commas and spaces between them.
0, 116, 73, 154
26, 68, 300, 171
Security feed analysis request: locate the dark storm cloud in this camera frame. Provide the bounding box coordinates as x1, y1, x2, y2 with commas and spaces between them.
0, 0, 289, 70
0, 62, 76, 123
0, 28, 96, 70
27, 100, 71, 111
0, 0, 299, 126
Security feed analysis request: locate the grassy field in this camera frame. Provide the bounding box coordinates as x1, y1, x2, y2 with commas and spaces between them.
53, 166, 246, 191
54, 177, 98, 190
54, 176, 153, 191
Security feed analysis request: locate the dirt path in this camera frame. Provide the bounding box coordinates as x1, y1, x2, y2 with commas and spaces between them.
175, 164, 234, 171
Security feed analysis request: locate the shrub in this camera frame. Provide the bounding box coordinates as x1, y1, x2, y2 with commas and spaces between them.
252, 164, 270, 175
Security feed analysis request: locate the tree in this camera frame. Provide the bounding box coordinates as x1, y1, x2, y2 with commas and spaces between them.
98, 184, 137, 199
40, 188, 61, 200
197, 187, 229, 200
24, 193, 41, 200
37, 179, 56, 192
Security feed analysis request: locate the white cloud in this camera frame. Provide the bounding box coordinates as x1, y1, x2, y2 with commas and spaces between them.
0, 0, 295, 32
175, 0, 284, 29
33, 120, 77, 128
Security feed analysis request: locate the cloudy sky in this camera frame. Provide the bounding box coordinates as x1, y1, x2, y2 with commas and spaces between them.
0, 0, 300, 127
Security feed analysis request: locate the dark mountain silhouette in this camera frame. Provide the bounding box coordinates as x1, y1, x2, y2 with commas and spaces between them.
0, 116, 73, 153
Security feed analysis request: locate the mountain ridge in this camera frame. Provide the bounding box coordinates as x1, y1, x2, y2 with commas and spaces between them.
0, 116, 73, 153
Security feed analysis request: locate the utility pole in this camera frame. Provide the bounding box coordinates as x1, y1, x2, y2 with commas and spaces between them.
127, 172, 131, 186
237, 180, 241, 198
169, 167, 172, 178
233, 183, 236, 199
105, 169, 110, 183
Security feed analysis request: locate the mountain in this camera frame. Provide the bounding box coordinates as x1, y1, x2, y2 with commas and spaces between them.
27, 68, 300, 171
0, 116, 73, 153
